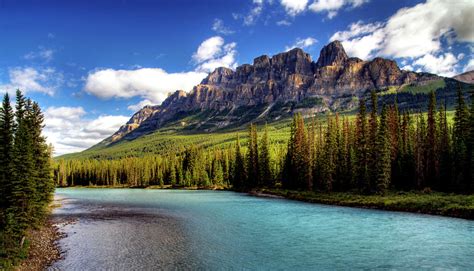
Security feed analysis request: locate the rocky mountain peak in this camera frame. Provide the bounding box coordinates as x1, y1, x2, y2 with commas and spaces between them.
316, 40, 348, 67
104, 41, 452, 144
201, 67, 234, 85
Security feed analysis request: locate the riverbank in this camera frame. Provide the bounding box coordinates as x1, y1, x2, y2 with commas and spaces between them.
251, 189, 474, 220
59, 184, 228, 190
16, 196, 73, 271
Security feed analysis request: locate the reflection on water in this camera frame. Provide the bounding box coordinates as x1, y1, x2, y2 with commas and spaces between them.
51, 189, 474, 270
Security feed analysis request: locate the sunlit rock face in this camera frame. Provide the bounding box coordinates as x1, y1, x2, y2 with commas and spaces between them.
108, 41, 442, 142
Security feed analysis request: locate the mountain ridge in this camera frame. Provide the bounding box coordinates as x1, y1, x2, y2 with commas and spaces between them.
103, 40, 468, 145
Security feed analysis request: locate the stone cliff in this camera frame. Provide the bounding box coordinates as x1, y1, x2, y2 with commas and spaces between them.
107, 40, 446, 143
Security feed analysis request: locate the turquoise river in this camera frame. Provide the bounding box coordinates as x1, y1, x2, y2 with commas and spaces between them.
51, 188, 474, 270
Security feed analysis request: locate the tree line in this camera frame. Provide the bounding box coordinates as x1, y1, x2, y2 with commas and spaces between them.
55, 89, 473, 194
0, 90, 55, 266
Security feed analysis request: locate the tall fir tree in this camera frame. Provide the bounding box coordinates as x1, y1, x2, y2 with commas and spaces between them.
0, 93, 15, 227
355, 98, 369, 193
367, 90, 379, 192
232, 134, 246, 190
246, 124, 259, 189
259, 125, 273, 187
438, 103, 452, 190
452, 86, 469, 190
375, 105, 391, 194
426, 91, 439, 188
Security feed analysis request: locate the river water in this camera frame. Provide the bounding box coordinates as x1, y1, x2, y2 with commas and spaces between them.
51, 188, 474, 270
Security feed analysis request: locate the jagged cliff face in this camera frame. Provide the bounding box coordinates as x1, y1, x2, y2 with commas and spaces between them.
107, 40, 440, 143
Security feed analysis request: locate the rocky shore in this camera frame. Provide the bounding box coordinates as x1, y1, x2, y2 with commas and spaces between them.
18, 197, 73, 270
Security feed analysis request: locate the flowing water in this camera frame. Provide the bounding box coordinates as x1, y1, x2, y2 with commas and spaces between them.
51, 188, 474, 270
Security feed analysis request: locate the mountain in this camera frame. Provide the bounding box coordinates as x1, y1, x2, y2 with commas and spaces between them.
453, 70, 474, 84
105, 41, 471, 144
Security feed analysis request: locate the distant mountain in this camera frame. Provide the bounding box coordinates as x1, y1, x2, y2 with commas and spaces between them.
453, 70, 474, 84
104, 41, 472, 145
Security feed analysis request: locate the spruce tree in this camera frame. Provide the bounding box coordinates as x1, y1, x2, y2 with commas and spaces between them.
467, 94, 474, 192
452, 87, 469, 190
246, 124, 259, 189
426, 91, 439, 188
259, 125, 273, 187
375, 105, 391, 194
233, 134, 246, 190
438, 103, 452, 191
355, 98, 369, 193
322, 115, 335, 192
0, 93, 15, 227
368, 91, 378, 192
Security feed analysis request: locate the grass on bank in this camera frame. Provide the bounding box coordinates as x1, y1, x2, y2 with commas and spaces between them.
256, 189, 474, 219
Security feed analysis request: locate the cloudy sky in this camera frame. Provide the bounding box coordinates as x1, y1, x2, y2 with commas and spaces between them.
0, 0, 473, 155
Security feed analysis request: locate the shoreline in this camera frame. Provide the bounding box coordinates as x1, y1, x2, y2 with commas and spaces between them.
250, 189, 474, 220
18, 196, 72, 271
57, 186, 473, 220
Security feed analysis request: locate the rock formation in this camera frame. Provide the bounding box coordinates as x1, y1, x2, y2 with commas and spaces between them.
106, 40, 446, 143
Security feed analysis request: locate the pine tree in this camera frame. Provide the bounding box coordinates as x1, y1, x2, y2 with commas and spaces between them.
426, 91, 439, 188
467, 94, 474, 192
283, 114, 312, 190
322, 115, 335, 192
367, 91, 378, 192
246, 124, 259, 189
438, 103, 452, 191
259, 124, 273, 187
375, 105, 391, 194
29, 102, 54, 220
415, 113, 427, 189
452, 86, 469, 190
232, 134, 246, 190
355, 98, 369, 193
0, 93, 15, 232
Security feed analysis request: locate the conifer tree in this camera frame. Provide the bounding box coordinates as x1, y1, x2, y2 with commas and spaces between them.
232, 134, 246, 190
426, 91, 439, 188
415, 113, 427, 188
367, 91, 378, 192
259, 125, 273, 187
355, 98, 369, 192
438, 103, 452, 190
467, 94, 474, 192
246, 124, 259, 189
375, 105, 391, 194
452, 87, 469, 190
0, 93, 14, 226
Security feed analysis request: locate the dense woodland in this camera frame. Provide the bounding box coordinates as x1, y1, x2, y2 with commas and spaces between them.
55, 89, 474, 194
0, 91, 55, 267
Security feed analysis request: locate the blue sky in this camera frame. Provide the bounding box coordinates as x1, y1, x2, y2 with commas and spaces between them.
0, 0, 473, 155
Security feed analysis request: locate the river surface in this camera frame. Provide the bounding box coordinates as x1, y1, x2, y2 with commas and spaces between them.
51, 188, 474, 270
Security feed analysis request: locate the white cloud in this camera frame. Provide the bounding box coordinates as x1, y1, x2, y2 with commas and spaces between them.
193, 36, 238, 73
412, 53, 460, 77
24, 47, 54, 62
276, 20, 292, 26
84, 36, 238, 105
285, 37, 318, 51
43, 106, 129, 156
381, 0, 474, 58
331, 0, 474, 59
127, 99, 153, 111
84, 68, 206, 104
244, 4, 264, 26
192, 36, 225, 63
0, 67, 63, 96
280, 0, 309, 16
309, 0, 369, 19
212, 19, 234, 35
330, 0, 474, 75
463, 59, 474, 73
